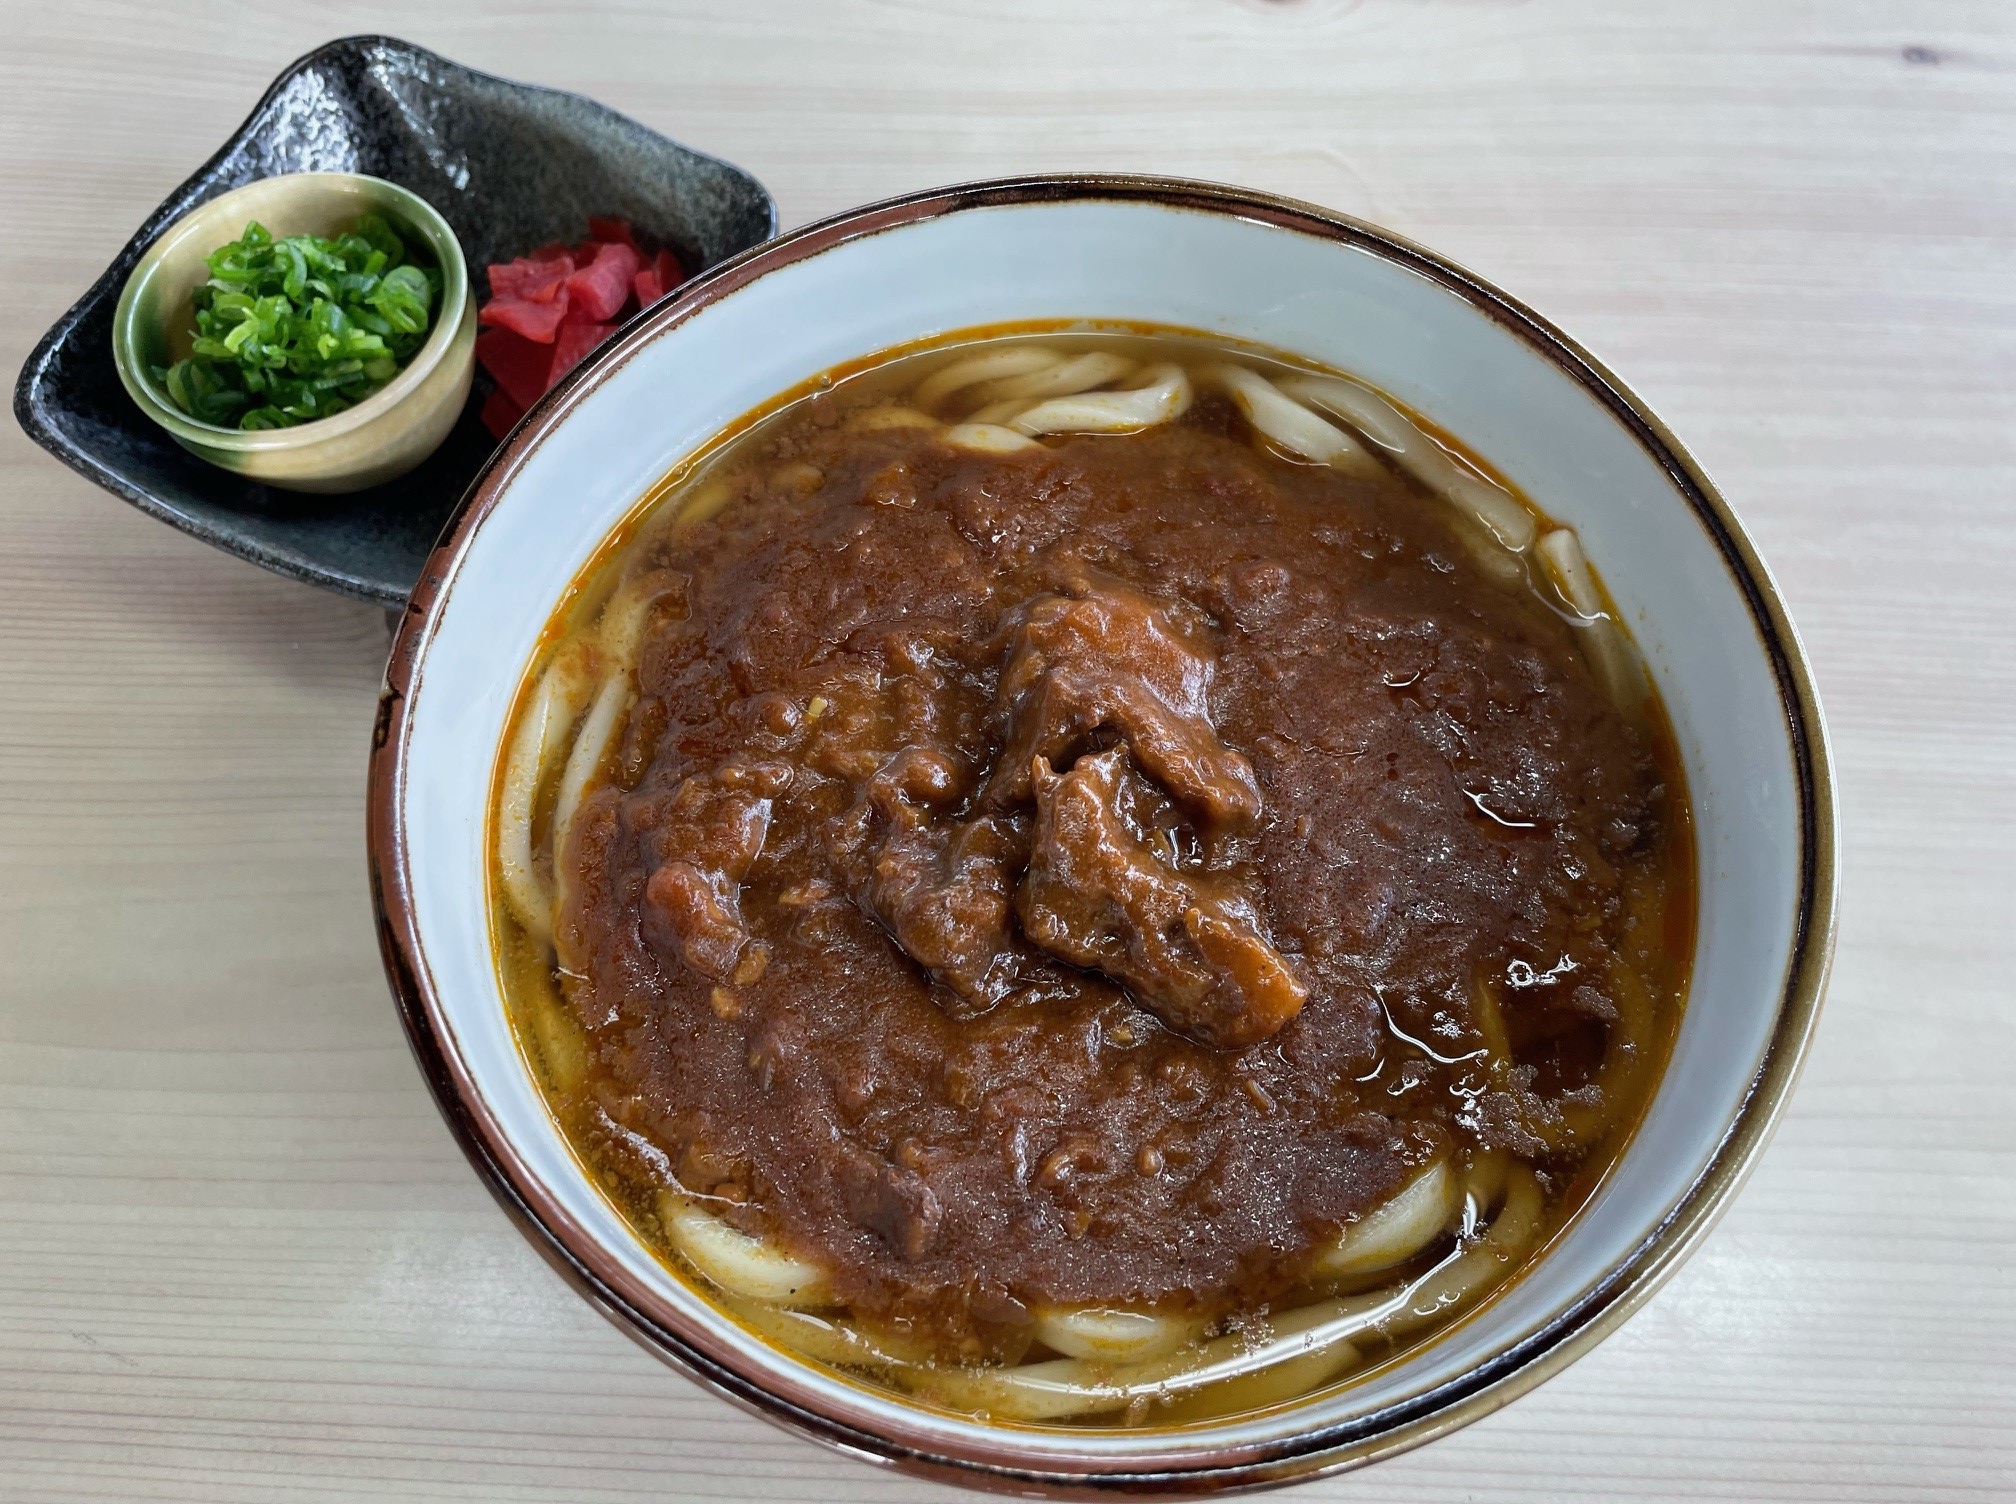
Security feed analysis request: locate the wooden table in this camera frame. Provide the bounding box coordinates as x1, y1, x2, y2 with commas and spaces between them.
4, 3, 2010, 1499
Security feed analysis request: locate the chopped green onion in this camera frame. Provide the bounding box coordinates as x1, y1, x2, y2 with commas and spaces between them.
157, 215, 442, 430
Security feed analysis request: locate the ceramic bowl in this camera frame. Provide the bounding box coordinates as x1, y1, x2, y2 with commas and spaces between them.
14, 35, 774, 601
367, 175, 1836, 1495
112, 172, 476, 493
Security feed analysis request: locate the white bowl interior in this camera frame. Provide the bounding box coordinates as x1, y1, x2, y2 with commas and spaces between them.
398, 198, 1800, 1463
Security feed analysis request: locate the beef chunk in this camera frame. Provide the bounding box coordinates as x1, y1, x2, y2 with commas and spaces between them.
839, 748, 1030, 1015
1018, 748, 1306, 1048
640, 758, 792, 981
988, 570, 1261, 832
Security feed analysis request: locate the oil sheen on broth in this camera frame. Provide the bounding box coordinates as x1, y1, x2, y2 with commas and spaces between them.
491, 327, 1694, 1427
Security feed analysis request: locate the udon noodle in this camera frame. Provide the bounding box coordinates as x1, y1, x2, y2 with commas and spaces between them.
491, 326, 1692, 1427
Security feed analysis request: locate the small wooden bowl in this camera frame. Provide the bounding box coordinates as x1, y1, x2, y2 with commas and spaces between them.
111, 172, 475, 494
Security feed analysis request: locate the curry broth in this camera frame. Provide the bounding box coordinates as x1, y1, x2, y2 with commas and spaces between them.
489, 325, 1694, 1427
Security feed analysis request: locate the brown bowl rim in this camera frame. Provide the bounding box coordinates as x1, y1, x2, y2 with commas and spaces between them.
365, 173, 1837, 1497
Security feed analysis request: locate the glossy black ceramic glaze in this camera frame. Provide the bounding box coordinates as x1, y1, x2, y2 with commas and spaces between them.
12, 35, 776, 606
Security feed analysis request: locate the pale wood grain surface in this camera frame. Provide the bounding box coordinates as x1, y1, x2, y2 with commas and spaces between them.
3, 2, 2012, 1500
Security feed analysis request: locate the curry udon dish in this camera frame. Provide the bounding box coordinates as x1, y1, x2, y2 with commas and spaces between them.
490, 327, 1694, 1427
